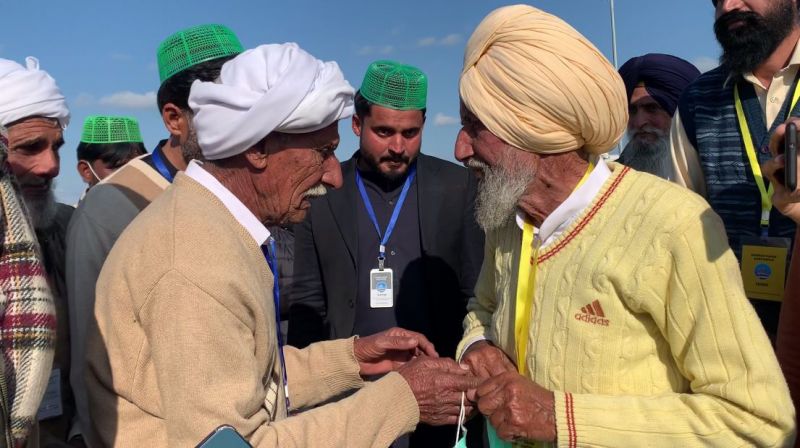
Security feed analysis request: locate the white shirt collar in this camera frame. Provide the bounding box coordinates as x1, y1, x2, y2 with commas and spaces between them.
516, 158, 611, 248
185, 160, 271, 246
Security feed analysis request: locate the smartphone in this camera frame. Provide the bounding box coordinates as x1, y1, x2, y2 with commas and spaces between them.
786, 122, 797, 192
196, 425, 251, 448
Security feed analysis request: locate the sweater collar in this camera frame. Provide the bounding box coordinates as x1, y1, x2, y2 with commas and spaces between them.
516, 158, 611, 248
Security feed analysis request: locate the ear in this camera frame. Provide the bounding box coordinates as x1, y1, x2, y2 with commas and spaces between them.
244, 142, 270, 170
76, 161, 94, 184
352, 114, 362, 137
161, 103, 188, 138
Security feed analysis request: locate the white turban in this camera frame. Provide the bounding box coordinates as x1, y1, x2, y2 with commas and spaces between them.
189, 43, 354, 160
0, 57, 70, 128
460, 5, 628, 155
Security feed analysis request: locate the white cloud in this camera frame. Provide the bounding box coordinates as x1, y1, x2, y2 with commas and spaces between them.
418, 34, 462, 47
98, 91, 156, 109
73, 93, 95, 107
439, 34, 462, 46
434, 113, 459, 126
110, 52, 133, 61
357, 45, 394, 56
692, 56, 718, 73
417, 37, 437, 47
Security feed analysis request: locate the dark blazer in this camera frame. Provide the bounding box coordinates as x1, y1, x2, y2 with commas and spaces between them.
288, 152, 485, 447
288, 152, 483, 355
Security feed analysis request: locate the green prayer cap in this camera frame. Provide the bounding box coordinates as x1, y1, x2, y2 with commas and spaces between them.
157, 24, 243, 84
359, 60, 427, 110
80, 115, 143, 144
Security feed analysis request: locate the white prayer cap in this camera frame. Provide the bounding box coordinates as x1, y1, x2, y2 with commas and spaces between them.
0, 57, 70, 128
189, 43, 354, 160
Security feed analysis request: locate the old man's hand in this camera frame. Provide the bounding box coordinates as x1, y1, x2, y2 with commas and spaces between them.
353, 327, 438, 377
764, 117, 800, 224
461, 340, 516, 380
476, 371, 556, 443
398, 357, 482, 426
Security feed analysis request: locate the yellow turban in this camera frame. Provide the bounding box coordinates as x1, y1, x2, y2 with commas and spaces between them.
459, 4, 628, 155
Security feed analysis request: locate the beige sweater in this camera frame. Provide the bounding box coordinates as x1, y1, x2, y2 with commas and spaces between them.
459, 165, 795, 447
86, 174, 419, 447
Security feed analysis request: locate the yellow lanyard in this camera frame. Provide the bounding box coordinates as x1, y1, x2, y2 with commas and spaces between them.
734, 82, 800, 228
514, 159, 596, 376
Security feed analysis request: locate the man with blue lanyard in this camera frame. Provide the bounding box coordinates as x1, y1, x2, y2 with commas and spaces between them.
289, 60, 485, 447
64, 24, 244, 446
671, 0, 800, 338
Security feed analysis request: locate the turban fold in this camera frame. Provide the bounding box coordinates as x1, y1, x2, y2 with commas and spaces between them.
0, 57, 70, 128
189, 43, 354, 160
459, 4, 628, 155
618, 54, 700, 117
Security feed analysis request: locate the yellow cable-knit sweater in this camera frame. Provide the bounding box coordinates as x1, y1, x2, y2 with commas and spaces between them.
458, 164, 796, 447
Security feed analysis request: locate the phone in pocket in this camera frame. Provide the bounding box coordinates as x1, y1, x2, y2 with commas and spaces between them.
785, 122, 797, 192
196, 425, 251, 448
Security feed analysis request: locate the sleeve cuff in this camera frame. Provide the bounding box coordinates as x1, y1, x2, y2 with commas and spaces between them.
553, 391, 577, 448
456, 336, 488, 362
456, 325, 490, 360
319, 337, 363, 396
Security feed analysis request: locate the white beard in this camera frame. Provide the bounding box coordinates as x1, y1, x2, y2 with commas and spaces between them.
467, 155, 536, 232
618, 129, 673, 180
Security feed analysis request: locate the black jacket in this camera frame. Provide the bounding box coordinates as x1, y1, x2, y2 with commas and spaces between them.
288, 153, 483, 354
288, 152, 485, 447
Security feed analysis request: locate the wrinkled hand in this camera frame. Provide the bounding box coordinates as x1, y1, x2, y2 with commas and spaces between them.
398, 356, 482, 426
354, 327, 438, 376
764, 117, 800, 223
462, 340, 516, 381
476, 371, 556, 443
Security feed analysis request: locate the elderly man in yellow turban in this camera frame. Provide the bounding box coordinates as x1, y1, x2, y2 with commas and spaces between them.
453, 5, 795, 447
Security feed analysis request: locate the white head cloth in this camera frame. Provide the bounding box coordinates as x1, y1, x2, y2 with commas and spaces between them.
189, 43, 354, 160
0, 57, 70, 128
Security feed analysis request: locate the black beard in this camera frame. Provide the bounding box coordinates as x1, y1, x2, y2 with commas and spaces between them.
714, 1, 796, 76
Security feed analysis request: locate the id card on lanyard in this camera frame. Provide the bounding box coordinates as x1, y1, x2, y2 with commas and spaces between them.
356, 165, 416, 309
734, 81, 800, 300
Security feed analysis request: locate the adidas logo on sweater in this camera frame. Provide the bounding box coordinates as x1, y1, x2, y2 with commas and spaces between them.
574, 300, 610, 326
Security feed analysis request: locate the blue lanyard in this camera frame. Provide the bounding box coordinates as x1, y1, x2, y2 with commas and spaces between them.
355, 165, 417, 267
261, 237, 290, 411
151, 148, 174, 182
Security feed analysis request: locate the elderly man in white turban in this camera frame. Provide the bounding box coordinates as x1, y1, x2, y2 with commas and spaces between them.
85, 43, 479, 448
453, 5, 796, 447
0, 56, 80, 447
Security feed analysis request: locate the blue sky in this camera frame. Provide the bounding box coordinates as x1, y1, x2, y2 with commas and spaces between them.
2, 0, 720, 204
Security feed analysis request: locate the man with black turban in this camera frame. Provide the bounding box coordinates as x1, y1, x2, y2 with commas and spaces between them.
617, 53, 699, 179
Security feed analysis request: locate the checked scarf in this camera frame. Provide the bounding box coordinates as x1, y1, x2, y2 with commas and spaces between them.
0, 125, 57, 447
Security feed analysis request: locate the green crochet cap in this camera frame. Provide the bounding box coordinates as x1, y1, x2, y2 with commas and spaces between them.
157, 24, 243, 83
80, 115, 143, 144
359, 60, 427, 110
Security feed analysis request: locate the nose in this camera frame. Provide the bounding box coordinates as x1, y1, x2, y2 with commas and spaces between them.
321, 154, 343, 190
387, 134, 405, 155
629, 109, 650, 131
454, 128, 474, 162
717, 0, 745, 14
32, 147, 60, 180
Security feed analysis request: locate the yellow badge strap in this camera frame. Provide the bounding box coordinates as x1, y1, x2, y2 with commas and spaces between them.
734, 82, 800, 230
514, 158, 596, 376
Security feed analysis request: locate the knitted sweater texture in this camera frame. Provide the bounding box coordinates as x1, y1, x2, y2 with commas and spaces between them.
459, 164, 795, 447
86, 174, 419, 447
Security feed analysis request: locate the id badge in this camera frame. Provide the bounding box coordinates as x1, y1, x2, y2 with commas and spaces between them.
369, 268, 393, 308
37, 368, 62, 420
740, 236, 791, 301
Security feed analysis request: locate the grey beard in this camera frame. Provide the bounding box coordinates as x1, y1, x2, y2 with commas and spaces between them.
618, 135, 673, 180
23, 187, 58, 231
467, 155, 535, 232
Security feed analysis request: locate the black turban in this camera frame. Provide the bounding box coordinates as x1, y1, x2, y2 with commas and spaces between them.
618, 53, 701, 116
